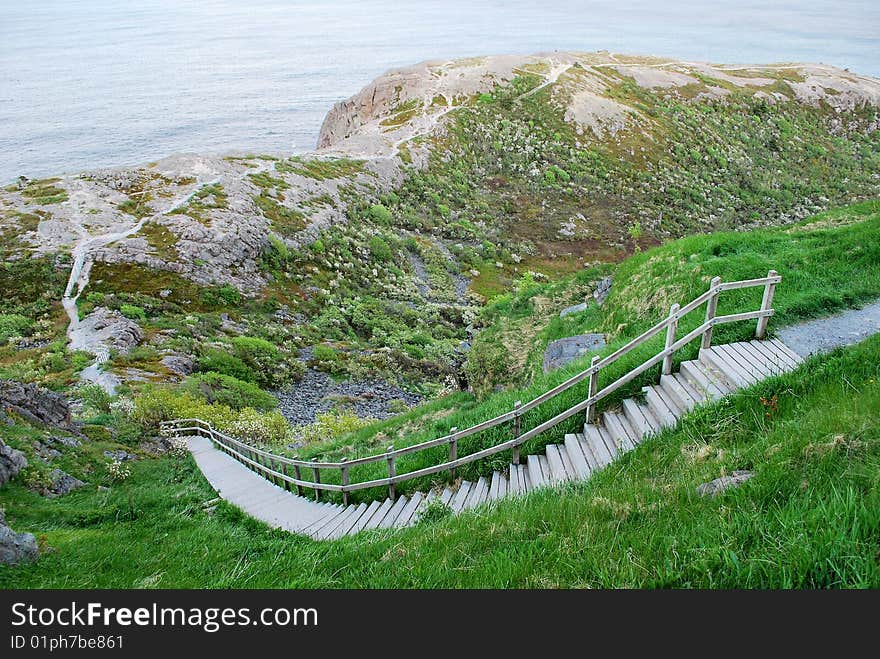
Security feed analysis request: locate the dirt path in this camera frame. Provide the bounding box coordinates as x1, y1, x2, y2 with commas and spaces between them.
777, 301, 880, 357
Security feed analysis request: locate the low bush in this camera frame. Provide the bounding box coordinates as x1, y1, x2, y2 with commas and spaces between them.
181, 372, 277, 411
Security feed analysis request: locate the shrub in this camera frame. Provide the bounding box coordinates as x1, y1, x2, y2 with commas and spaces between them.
0, 314, 33, 343
368, 204, 392, 225
182, 372, 277, 411
77, 383, 114, 414
368, 235, 392, 262
201, 284, 241, 308
198, 349, 256, 382
463, 339, 512, 399
119, 304, 147, 322
131, 386, 292, 446
296, 409, 374, 445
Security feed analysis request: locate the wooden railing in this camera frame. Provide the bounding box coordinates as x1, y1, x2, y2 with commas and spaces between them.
162, 270, 780, 504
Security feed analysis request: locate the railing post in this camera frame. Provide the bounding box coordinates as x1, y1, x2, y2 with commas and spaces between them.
449, 428, 458, 481
702, 276, 722, 349
386, 446, 396, 501
584, 356, 601, 426
341, 458, 349, 506
294, 465, 304, 496
313, 467, 321, 502
281, 463, 291, 492
662, 303, 680, 375
512, 402, 522, 465
755, 269, 777, 339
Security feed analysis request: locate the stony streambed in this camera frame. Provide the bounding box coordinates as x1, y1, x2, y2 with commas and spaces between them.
274, 366, 423, 427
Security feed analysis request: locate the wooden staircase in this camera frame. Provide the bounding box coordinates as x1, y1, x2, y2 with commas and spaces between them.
282, 339, 802, 539
165, 271, 800, 541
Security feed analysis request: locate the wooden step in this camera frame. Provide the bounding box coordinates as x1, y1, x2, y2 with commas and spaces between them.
577, 433, 601, 470
660, 373, 698, 411
507, 464, 521, 496
377, 495, 409, 529
564, 433, 592, 478
692, 356, 737, 393
714, 344, 760, 384
603, 412, 636, 451
584, 423, 614, 465
725, 342, 772, 380
768, 338, 804, 365
622, 398, 656, 437
329, 502, 369, 539
362, 497, 395, 530
700, 346, 748, 388
348, 499, 383, 535
679, 360, 727, 399
316, 503, 362, 540
439, 487, 454, 506
488, 470, 508, 501
526, 454, 547, 489
544, 444, 570, 483
396, 492, 425, 526
558, 440, 576, 478
673, 372, 707, 405
643, 385, 678, 427
464, 477, 490, 509
747, 340, 796, 373
450, 482, 473, 513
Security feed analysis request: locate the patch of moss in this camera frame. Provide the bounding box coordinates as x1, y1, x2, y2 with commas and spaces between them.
139, 221, 180, 260
252, 194, 307, 237
276, 157, 368, 180
20, 178, 68, 205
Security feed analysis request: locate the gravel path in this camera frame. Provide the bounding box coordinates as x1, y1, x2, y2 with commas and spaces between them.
777, 300, 880, 357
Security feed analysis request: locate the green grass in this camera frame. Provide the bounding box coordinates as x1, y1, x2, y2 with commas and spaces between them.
19, 178, 68, 205
2, 335, 878, 588
275, 157, 367, 180
252, 194, 306, 237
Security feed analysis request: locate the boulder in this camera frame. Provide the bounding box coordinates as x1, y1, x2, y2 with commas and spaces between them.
0, 440, 28, 486
160, 354, 194, 376
559, 301, 589, 318
696, 470, 754, 497
40, 468, 85, 498
0, 510, 38, 565
103, 450, 137, 462
0, 379, 71, 428
593, 276, 613, 306
542, 334, 606, 373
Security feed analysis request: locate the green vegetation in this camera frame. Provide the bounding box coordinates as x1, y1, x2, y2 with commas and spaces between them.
181, 372, 278, 412
252, 193, 306, 236
2, 335, 878, 587
169, 183, 228, 223
276, 157, 367, 180
19, 178, 68, 205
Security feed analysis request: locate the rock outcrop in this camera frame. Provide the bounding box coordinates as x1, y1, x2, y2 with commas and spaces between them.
70, 307, 143, 356
0, 380, 72, 428
0, 440, 28, 487
0, 510, 38, 565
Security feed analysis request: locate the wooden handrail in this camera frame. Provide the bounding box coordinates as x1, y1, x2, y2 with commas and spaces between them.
163, 270, 781, 500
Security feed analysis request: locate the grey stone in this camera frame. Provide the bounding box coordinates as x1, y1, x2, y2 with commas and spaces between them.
0, 510, 38, 565
41, 469, 85, 498
46, 435, 81, 449
560, 301, 589, 318
34, 442, 62, 461
0, 440, 28, 486
160, 354, 194, 376
696, 470, 754, 497
542, 334, 606, 373
593, 276, 613, 306
104, 450, 137, 462
72, 307, 143, 355
0, 379, 71, 428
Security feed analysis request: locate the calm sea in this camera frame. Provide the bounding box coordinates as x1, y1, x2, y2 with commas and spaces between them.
1, 0, 878, 183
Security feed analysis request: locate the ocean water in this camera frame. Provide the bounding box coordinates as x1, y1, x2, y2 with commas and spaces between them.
1, 0, 878, 183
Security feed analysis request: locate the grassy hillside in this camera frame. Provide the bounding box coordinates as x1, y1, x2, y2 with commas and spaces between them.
2, 332, 877, 588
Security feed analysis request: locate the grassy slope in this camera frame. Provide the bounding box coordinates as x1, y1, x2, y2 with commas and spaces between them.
2, 333, 878, 588
286, 200, 880, 501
